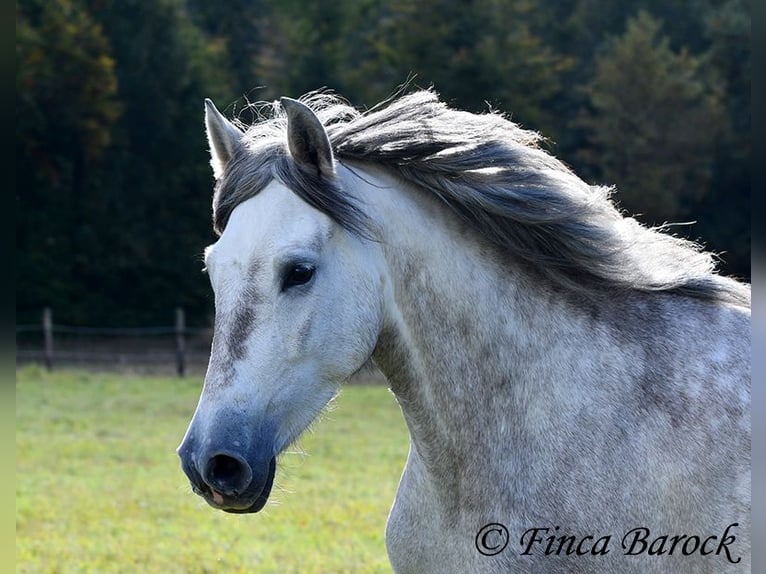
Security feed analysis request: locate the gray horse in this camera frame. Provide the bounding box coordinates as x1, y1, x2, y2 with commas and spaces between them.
178, 90, 750, 573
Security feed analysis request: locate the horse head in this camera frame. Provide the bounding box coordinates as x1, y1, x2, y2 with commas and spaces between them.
177, 98, 385, 513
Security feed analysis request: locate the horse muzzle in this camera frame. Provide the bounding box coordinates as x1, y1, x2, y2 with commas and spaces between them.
177, 432, 277, 513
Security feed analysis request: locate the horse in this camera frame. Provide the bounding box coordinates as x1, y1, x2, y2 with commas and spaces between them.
177, 89, 750, 573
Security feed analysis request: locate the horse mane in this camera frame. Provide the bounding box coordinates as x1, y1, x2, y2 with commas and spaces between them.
213, 89, 750, 307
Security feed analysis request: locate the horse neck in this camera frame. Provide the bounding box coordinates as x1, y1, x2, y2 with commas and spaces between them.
354, 166, 596, 480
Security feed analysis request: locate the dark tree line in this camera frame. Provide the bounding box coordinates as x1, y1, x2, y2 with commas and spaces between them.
16, 0, 750, 327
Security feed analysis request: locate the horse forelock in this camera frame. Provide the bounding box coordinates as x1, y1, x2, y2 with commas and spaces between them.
212, 134, 370, 240
211, 89, 750, 308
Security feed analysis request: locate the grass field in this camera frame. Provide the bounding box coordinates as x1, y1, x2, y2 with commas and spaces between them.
16, 366, 409, 573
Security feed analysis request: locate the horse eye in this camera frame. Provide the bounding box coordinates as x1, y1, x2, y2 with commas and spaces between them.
282, 264, 316, 290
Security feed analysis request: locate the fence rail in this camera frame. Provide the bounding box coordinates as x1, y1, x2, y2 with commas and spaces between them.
16, 308, 212, 376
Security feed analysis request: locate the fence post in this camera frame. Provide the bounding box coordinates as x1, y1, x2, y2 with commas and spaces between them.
175, 307, 186, 377
43, 307, 54, 371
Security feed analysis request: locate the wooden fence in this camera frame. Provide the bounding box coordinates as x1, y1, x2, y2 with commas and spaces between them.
16, 308, 211, 377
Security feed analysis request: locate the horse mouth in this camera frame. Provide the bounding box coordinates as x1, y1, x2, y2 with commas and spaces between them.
196, 457, 277, 514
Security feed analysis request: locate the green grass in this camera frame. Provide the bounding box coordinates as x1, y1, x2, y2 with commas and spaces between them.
16, 366, 409, 573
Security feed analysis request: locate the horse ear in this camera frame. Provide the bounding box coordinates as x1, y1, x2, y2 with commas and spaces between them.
280, 97, 335, 177
204, 99, 243, 179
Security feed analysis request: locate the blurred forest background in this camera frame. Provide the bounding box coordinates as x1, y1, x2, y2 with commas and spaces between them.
17, 0, 750, 328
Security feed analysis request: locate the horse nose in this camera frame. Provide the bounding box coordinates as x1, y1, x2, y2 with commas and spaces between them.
201, 452, 254, 497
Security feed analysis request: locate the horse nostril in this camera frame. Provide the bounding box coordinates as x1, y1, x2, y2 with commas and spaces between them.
203, 453, 254, 497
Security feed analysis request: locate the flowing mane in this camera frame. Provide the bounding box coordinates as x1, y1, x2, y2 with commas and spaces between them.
213, 89, 749, 306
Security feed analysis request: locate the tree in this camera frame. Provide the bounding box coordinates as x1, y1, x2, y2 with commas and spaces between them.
16, 0, 121, 322
245, 0, 348, 103
17, 0, 234, 326
187, 0, 265, 99
79, 0, 233, 326
16, 0, 750, 329
577, 11, 726, 225
694, 0, 750, 278
471, 0, 575, 134
336, 0, 572, 134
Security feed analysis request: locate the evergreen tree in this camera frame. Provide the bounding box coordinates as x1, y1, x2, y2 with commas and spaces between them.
244, 0, 350, 104
187, 0, 265, 100
577, 11, 725, 225
336, 0, 572, 134
694, 0, 750, 277
16, 0, 121, 323
16, 0, 751, 328
80, 0, 233, 326
17, 0, 233, 325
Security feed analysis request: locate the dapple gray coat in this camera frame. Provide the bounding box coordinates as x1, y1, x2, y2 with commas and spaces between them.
178, 90, 750, 573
